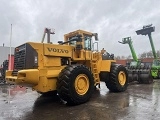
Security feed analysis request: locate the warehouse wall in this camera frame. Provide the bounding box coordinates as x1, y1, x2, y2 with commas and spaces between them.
116, 58, 153, 67
0, 46, 14, 65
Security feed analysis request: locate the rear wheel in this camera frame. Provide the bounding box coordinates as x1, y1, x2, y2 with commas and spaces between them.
57, 64, 94, 105
105, 64, 128, 92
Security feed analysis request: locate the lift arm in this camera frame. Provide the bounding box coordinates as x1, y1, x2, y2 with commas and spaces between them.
136, 24, 157, 59
118, 37, 138, 62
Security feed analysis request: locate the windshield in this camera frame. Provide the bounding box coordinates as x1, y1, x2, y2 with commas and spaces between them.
84, 36, 92, 50
130, 61, 137, 66
68, 36, 77, 46
152, 60, 160, 66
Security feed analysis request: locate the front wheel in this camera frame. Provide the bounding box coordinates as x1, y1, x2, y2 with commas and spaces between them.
105, 64, 128, 92
57, 64, 94, 105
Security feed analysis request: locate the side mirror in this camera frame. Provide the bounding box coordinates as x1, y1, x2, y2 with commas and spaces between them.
58, 41, 63, 44
92, 33, 98, 41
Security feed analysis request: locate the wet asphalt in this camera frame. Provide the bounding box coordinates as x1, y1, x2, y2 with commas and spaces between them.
0, 80, 160, 120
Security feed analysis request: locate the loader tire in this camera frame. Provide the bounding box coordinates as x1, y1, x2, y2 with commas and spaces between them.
105, 64, 128, 92
57, 64, 94, 105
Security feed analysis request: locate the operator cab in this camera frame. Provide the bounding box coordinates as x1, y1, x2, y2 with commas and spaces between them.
62, 30, 98, 51
152, 59, 160, 66
130, 61, 137, 67
67, 35, 92, 50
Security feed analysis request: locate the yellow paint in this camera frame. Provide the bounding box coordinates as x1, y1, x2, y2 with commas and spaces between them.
44, 56, 61, 67
46, 69, 61, 78
44, 44, 73, 57
74, 74, 89, 95
99, 60, 111, 72
5, 70, 12, 77
34, 77, 57, 92
6, 69, 39, 87
118, 71, 126, 86
6, 69, 60, 89
6, 29, 117, 93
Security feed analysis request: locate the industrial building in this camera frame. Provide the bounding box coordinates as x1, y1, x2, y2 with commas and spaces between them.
0, 46, 14, 65
116, 58, 153, 67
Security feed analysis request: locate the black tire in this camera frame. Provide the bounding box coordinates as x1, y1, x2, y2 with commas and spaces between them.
105, 64, 128, 92
57, 64, 94, 105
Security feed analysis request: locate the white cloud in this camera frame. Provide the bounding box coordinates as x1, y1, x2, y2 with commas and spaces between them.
0, 0, 160, 57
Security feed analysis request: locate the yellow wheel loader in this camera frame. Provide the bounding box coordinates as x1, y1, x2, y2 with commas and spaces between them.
6, 28, 128, 105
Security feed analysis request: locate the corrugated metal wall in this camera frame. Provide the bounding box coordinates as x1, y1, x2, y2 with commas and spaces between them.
0, 46, 14, 65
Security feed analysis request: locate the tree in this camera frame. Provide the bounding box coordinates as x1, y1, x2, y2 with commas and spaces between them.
140, 52, 147, 59
121, 56, 126, 60
127, 55, 131, 59
147, 51, 153, 58
115, 56, 120, 60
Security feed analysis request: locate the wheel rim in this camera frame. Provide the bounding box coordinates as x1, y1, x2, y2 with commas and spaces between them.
75, 74, 89, 95
118, 71, 126, 86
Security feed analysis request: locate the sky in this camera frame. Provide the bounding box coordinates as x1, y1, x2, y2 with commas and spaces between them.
0, 0, 160, 57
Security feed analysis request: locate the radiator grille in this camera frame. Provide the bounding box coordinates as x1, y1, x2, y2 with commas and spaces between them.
12, 44, 26, 76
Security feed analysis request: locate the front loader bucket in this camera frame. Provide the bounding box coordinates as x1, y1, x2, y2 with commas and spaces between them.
128, 68, 139, 83
138, 69, 153, 84
128, 73, 139, 83
128, 73, 134, 82
127, 68, 153, 84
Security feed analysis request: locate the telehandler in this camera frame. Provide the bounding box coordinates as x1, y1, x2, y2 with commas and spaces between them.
119, 37, 153, 84
136, 24, 160, 78
6, 28, 128, 105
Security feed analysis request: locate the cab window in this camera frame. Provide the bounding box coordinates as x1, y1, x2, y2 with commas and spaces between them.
84, 36, 92, 50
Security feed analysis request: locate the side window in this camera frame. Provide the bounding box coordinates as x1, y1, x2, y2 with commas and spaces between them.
84, 36, 91, 50
68, 37, 76, 46
69, 41, 76, 46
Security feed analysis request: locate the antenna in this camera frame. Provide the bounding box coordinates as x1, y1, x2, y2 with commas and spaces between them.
9, 24, 12, 70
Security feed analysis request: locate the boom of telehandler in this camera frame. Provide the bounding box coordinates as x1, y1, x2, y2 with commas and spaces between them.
136, 24, 160, 78
119, 37, 153, 84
